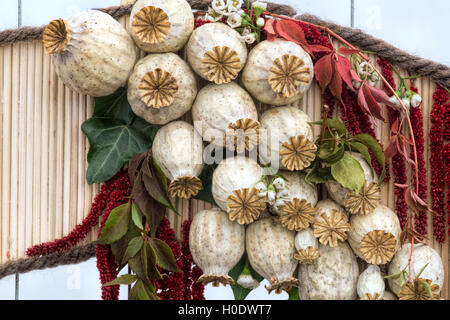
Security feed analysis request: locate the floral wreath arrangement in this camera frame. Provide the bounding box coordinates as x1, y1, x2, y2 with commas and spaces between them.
23, 0, 449, 300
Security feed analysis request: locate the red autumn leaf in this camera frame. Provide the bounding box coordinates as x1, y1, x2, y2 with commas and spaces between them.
362, 82, 385, 121
263, 19, 278, 41
329, 61, 343, 103
404, 187, 434, 216
335, 55, 355, 92
314, 53, 333, 92
350, 69, 361, 82
385, 135, 398, 160
398, 138, 416, 167
357, 85, 374, 117
391, 118, 400, 135
367, 85, 398, 109
309, 44, 333, 53
275, 19, 312, 55
338, 47, 360, 56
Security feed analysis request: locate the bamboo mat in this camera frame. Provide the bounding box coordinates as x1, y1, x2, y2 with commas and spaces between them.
0, 16, 448, 299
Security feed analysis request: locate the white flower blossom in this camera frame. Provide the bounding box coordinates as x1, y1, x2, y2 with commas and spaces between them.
254, 182, 267, 192
237, 274, 260, 289
252, 1, 267, 11
273, 177, 286, 189
274, 198, 286, 209
401, 98, 411, 109
212, 0, 227, 13
205, 7, 223, 21
358, 61, 372, 77
388, 96, 401, 107
256, 17, 265, 27
410, 94, 422, 108
227, 0, 244, 11
276, 189, 289, 198
267, 189, 276, 202
226, 12, 242, 28
242, 32, 256, 44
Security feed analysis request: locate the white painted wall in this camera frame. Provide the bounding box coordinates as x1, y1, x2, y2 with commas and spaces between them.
0, 0, 448, 300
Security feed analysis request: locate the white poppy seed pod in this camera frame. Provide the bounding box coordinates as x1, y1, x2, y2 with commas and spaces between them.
242, 39, 314, 106
298, 242, 359, 300
186, 22, 247, 84
325, 152, 381, 217
42, 10, 138, 97
212, 156, 265, 224
312, 199, 350, 248
121, 0, 137, 4
357, 265, 385, 300
127, 53, 197, 125
246, 217, 299, 294
348, 205, 401, 265
294, 228, 320, 265
388, 244, 444, 297
189, 208, 245, 287
271, 171, 318, 218
259, 106, 316, 172
129, 0, 194, 53
152, 121, 204, 199
191, 82, 259, 153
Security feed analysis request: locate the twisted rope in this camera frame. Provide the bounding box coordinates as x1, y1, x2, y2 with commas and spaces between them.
0, 244, 95, 280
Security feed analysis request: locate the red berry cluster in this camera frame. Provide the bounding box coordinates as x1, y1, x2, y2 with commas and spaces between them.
95, 170, 131, 300
194, 18, 210, 29
154, 217, 185, 300
26, 173, 122, 257
377, 58, 408, 228
430, 86, 449, 243
409, 82, 428, 235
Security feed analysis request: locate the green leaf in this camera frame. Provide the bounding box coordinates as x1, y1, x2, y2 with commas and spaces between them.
331, 152, 365, 193
317, 141, 345, 164
149, 238, 182, 273
94, 202, 131, 245
348, 142, 372, 168
102, 274, 137, 287
228, 254, 257, 301
93, 87, 134, 125
144, 242, 163, 280
193, 163, 218, 205
352, 134, 386, 184
82, 118, 156, 184
312, 117, 348, 136
419, 280, 434, 300
131, 202, 144, 230
122, 236, 144, 265
288, 287, 300, 300
129, 279, 159, 300
110, 220, 141, 271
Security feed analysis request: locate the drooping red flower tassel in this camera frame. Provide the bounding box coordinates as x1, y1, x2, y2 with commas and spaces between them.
430, 86, 449, 243
409, 83, 428, 235
377, 58, 408, 228
26, 173, 120, 257
95, 170, 131, 300
155, 217, 185, 300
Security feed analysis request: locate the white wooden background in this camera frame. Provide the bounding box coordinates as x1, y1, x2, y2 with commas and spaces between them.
0, 0, 449, 300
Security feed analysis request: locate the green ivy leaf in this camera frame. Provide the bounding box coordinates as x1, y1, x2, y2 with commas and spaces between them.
102, 274, 137, 287
82, 118, 157, 184
149, 238, 182, 273
288, 287, 300, 300
352, 134, 386, 184
193, 163, 218, 205
92, 87, 134, 125
331, 152, 365, 193
122, 236, 144, 265
131, 202, 144, 230
94, 202, 131, 245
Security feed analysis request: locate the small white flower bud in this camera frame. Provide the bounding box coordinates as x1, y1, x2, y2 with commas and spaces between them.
274, 198, 286, 209
410, 94, 422, 108
256, 17, 265, 27
242, 32, 256, 44
237, 274, 260, 289
273, 177, 286, 189
353, 80, 362, 89
401, 98, 411, 109
267, 190, 276, 202
277, 189, 289, 198
254, 182, 267, 192
388, 96, 401, 107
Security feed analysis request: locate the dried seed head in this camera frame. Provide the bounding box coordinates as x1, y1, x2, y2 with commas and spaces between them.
139, 68, 178, 108
201, 46, 241, 84
294, 246, 320, 265
43, 19, 71, 54
225, 118, 260, 153
268, 54, 312, 98
280, 198, 317, 231
362, 293, 384, 300
313, 210, 350, 247
132, 6, 171, 44
398, 278, 440, 300
360, 230, 397, 265
227, 187, 266, 225
197, 274, 235, 287
265, 277, 300, 294
344, 182, 381, 216
280, 135, 317, 171
168, 175, 203, 199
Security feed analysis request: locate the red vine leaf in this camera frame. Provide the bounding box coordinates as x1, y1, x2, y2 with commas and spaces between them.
404, 187, 435, 217
309, 44, 333, 53
335, 55, 356, 93
329, 61, 343, 103
263, 19, 278, 41
314, 53, 333, 92
275, 19, 312, 54
367, 85, 399, 109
